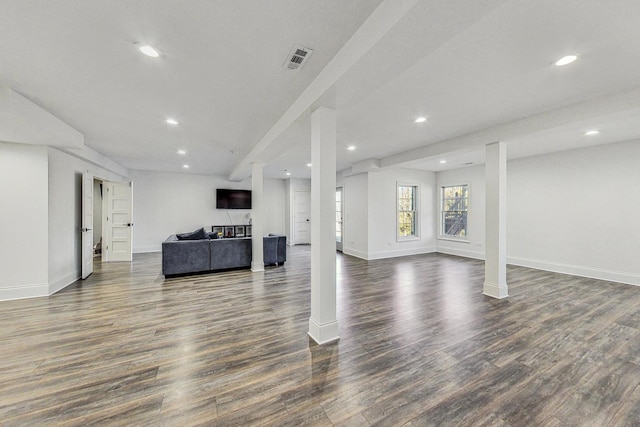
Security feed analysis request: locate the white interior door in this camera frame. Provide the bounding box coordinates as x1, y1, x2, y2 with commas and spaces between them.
81, 172, 94, 279
105, 181, 133, 262
336, 187, 343, 252
294, 190, 310, 244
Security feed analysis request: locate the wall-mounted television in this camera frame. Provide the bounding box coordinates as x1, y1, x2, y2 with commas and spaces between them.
216, 189, 252, 209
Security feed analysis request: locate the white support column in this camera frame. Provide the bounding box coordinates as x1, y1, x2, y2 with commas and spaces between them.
484, 141, 508, 298
251, 162, 264, 272
308, 107, 339, 345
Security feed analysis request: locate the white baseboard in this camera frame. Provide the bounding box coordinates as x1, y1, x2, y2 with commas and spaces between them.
367, 246, 436, 261
133, 246, 161, 254
436, 246, 485, 260
483, 281, 509, 299
507, 256, 640, 287
0, 283, 48, 301
308, 318, 339, 345
342, 248, 369, 260
49, 271, 81, 295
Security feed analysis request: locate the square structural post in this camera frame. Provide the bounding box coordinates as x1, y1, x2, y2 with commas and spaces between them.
484, 141, 508, 298
251, 162, 264, 272
308, 107, 339, 344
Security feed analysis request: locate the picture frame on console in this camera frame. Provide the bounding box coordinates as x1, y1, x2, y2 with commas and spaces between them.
235, 226, 245, 237
212, 226, 223, 236
245, 226, 252, 237
224, 226, 235, 238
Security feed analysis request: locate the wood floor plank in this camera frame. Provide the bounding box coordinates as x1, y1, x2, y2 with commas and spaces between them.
1, 247, 640, 425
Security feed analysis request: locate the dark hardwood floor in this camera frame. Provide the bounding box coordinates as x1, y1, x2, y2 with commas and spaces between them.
1, 246, 640, 426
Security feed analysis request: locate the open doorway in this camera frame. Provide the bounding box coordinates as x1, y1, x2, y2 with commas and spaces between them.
93, 179, 103, 262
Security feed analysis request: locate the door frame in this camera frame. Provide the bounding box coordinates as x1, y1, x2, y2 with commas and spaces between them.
336, 187, 343, 252
293, 189, 311, 245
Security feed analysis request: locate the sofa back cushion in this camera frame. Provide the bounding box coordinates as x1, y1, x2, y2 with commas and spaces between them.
176, 227, 209, 240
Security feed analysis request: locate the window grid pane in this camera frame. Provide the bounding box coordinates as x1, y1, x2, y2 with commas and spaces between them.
397, 185, 417, 238
441, 185, 469, 238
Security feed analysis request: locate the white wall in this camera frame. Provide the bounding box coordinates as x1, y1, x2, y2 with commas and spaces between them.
131, 170, 287, 253
0, 142, 49, 300
47, 148, 127, 294
264, 178, 286, 236
342, 173, 368, 259
434, 140, 640, 286
367, 168, 436, 259
436, 164, 486, 259
508, 140, 640, 285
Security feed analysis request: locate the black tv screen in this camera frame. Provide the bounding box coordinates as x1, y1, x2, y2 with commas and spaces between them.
216, 189, 252, 209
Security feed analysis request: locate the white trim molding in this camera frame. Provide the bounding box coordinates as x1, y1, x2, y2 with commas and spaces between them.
436, 247, 484, 261
368, 246, 435, 261
308, 318, 340, 345
343, 248, 369, 260
49, 271, 81, 295
508, 257, 640, 287
0, 283, 48, 301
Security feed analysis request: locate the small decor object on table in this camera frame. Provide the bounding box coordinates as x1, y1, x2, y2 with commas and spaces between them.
224, 226, 235, 238
235, 225, 245, 237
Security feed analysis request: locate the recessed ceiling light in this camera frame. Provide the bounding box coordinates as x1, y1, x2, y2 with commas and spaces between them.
439, 160, 447, 164
177, 149, 186, 155
347, 145, 356, 151
414, 117, 427, 123
136, 43, 162, 58
182, 164, 189, 169
584, 130, 600, 136
555, 55, 577, 66
166, 118, 179, 125
285, 171, 291, 176
306, 163, 312, 167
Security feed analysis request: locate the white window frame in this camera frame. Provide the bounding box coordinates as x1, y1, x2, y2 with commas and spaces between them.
439, 183, 470, 242
396, 183, 420, 241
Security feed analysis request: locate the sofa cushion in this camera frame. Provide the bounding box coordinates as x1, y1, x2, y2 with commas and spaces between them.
176, 227, 209, 240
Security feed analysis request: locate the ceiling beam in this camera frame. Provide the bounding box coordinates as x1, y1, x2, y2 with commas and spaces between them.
0, 88, 84, 149
229, 0, 420, 181
380, 85, 640, 169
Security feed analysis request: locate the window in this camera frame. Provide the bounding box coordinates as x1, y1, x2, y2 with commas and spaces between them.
397, 184, 419, 239
441, 185, 469, 239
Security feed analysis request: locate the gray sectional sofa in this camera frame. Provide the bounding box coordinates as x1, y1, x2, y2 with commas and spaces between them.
162, 232, 286, 276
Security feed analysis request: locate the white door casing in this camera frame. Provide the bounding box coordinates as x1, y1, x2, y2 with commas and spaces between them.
336, 187, 343, 252
294, 190, 310, 244
81, 172, 94, 279
105, 181, 133, 262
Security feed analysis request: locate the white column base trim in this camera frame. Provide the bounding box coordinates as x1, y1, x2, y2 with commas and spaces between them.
308, 317, 339, 345
483, 281, 509, 299
251, 262, 264, 272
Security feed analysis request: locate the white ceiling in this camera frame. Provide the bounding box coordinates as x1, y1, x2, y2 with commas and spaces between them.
2, 0, 640, 180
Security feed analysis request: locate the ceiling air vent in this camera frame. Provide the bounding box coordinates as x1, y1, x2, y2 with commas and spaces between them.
284, 45, 313, 71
